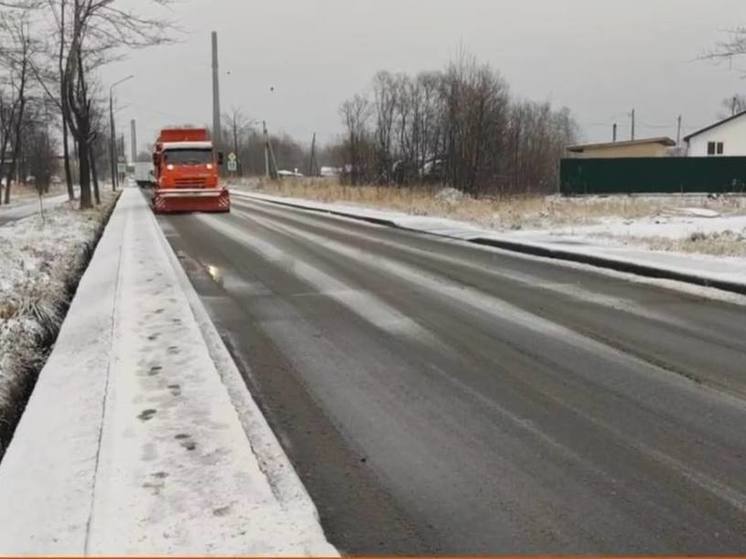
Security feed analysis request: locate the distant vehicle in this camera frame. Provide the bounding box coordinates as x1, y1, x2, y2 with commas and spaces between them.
134, 161, 154, 188
151, 127, 229, 214
50, 175, 62, 185
278, 169, 304, 178
320, 166, 341, 177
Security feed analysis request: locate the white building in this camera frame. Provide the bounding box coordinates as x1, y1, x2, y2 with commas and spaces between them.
685, 110, 746, 156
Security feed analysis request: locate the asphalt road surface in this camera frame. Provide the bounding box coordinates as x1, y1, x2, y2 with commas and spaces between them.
159, 195, 746, 555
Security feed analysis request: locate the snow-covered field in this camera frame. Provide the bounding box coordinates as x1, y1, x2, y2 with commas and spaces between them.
0, 195, 117, 455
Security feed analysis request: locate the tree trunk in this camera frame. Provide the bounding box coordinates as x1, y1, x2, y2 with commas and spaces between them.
78, 138, 92, 209
90, 145, 100, 204
62, 117, 74, 200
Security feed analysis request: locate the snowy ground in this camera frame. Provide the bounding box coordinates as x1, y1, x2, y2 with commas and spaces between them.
0, 187, 336, 555
0, 194, 116, 456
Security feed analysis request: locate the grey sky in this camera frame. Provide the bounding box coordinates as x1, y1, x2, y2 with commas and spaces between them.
103, 0, 746, 154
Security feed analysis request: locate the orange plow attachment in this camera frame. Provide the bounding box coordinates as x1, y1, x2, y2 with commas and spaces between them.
152, 188, 230, 214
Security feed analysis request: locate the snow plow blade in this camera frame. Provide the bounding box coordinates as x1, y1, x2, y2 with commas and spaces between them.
152, 188, 230, 214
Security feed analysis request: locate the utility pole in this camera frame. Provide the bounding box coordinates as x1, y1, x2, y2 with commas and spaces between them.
119, 134, 126, 185
109, 95, 116, 189
109, 75, 134, 189
130, 119, 137, 163
732, 96, 738, 116
263, 120, 270, 178
676, 115, 682, 145
309, 132, 317, 176
612, 123, 617, 143
232, 114, 239, 176
630, 108, 636, 141
211, 31, 222, 148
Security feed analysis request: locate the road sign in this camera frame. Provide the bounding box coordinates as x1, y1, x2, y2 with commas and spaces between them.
227, 160, 237, 172
228, 152, 237, 162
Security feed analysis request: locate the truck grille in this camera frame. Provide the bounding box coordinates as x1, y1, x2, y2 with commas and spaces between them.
174, 177, 208, 188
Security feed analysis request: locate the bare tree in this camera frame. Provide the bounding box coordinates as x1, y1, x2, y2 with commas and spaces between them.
718, 94, 746, 119
0, 10, 35, 204
221, 107, 254, 175
47, 0, 172, 208
704, 28, 746, 62
337, 54, 577, 195
339, 94, 372, 185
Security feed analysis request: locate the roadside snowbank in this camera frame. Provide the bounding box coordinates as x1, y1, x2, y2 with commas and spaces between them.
0, 188, 336, 555
0, 196, 115, 456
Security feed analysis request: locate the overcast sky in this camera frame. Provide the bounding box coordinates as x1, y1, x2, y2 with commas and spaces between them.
102, 0, 746, 154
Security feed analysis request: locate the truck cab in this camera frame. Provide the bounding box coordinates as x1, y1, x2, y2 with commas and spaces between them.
151, 128, 229, 213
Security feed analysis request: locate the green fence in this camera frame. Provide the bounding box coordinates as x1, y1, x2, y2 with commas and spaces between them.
560, 157, 746, 195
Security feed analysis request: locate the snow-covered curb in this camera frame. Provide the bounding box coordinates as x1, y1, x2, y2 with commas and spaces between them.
233, 191, 746, 296
0, 188, 336, 555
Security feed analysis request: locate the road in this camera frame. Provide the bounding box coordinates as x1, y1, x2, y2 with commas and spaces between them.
159, 195, 746, 555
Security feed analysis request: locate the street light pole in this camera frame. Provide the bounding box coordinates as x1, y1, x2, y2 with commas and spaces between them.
109, 74, 134, 190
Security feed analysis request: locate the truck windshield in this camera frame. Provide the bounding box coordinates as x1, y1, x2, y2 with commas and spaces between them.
165, 149, 212, 165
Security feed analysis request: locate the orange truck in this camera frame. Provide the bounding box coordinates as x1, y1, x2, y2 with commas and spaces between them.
151, 127, 230, 213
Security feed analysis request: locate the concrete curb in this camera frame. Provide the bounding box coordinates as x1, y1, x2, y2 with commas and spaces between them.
232, 191, 746, 297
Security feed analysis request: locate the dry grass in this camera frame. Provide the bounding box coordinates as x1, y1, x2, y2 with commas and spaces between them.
240, 177, 746, 230
640, 230, 746, 257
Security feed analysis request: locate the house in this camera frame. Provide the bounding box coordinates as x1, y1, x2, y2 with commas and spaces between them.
684, 110, 746, 156
566, 137, 676, 158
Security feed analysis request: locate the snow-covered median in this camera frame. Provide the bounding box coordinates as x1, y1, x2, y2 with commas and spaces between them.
0, 187, 336, 555
0, 196, 116, 456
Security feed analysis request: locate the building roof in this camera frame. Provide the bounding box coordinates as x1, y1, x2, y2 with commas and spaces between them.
566, 136, 676, 152
683, 110, 746, 142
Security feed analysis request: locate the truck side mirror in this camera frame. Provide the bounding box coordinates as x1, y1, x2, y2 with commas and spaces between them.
218, 152, 224, 165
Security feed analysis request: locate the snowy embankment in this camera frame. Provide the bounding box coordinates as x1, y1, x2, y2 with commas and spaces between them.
0, 196, 115, 456
0, 187, 336, 555
232, 190, 746, 295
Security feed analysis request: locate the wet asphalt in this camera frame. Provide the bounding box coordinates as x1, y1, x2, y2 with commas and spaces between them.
159, 196, 746, 555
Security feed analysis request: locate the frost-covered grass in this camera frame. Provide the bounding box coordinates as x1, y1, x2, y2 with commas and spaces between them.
0, 193, 118, 456
634, 228, 746, 257
237, 177, 746, 231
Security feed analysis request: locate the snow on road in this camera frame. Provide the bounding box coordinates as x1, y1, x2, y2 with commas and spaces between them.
0, 188, 336, 555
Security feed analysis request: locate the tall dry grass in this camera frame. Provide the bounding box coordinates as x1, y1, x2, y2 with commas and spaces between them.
240, 177, 746, 230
